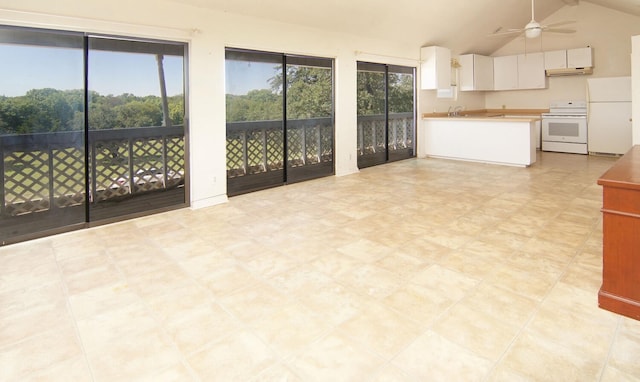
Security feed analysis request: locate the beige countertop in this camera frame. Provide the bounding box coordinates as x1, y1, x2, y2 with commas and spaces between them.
422, 108, 546, 122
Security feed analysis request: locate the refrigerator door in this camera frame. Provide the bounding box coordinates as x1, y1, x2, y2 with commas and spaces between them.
588, 102, 633, 155
587, 77, 632, 102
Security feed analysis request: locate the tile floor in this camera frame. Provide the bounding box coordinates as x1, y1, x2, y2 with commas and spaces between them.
2, 152, 640, 381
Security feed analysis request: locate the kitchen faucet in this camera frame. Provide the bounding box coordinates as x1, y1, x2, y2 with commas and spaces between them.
448, 105, 465, 117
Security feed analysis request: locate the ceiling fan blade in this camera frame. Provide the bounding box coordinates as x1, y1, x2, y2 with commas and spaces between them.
488, 29, 523, 37
544, 28, 576, 33
545, 20, 576, 27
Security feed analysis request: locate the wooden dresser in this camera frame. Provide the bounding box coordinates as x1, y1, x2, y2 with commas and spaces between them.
597, 145, 640, 320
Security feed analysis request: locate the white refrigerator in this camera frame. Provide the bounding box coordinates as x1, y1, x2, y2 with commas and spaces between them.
587, 76, 633, 155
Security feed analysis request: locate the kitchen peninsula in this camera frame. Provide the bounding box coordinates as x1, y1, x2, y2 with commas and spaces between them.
419, 110, 542, 167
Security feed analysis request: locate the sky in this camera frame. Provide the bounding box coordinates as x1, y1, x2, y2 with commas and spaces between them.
225, 59, 280, 95
0, 44, 184, 97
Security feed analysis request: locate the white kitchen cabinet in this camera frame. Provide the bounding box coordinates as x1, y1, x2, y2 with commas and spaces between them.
517, 52, 545, 89
459, 54, 494, 91
544, 50, 567, 70
420, 46, 451, 90
567, 47, 592, 68
493, 55, 518, 90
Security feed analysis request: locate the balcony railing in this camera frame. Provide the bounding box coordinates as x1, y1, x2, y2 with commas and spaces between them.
357, 112, 414, 155
226, 117, 333, 178
0, 126, 185, 217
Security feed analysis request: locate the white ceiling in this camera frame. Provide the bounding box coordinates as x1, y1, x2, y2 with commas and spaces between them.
168, 0, 640, 55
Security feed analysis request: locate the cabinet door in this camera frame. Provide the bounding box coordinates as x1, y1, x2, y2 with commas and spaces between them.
544, 50, 567, 70
567, 47, 592, 68
458, 54, 475, 91
421, 46, 451, 90
518, 52, 545, 89
493, 55, 518, 90
475, 55, 494, 90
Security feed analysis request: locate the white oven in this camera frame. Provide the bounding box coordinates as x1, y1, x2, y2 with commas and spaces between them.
541, 100, 588, 154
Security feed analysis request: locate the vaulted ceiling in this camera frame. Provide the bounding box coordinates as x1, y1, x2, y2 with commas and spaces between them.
167, 0, 640, 55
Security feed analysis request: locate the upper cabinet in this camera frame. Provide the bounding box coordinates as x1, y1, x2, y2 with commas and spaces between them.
494, 53, 545, 90
517, 52, 545, 89
544, 47, 593, 70
459, 54, 494, 91
420, 46, 451, 90
493, 55, 519, 91
567, 47, 592, 68
544, 50, 567, 69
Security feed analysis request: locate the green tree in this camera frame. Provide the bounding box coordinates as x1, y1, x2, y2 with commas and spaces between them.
269, 65, 332, 119
357, 71, 386, 116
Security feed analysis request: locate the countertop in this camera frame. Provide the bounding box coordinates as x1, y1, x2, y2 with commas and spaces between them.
422, 108, 546, 122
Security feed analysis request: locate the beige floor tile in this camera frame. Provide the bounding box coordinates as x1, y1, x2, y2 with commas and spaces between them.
410, 264, 480, 301
297, 282, 373, 326
218, 282, 291, 323
432, 303, 520, 362
187, 330, 276, 380
461, 283, 538, 327
484, 264, 557, 302
250, 301, 332, 359
164, 301, 241, 356
500, 331, 604, 381
0, 324, 83, 381
392, 330, 493, 381
61, 258, 124, 296
0, 297, 72, 348
249, 363, 305, 382
290, 331, 385, 381
335, 263, 404, 299
338, 301, 424, 359
609, 318, 640, 377
68, 281, 141, 320
135, 364, 197, 382
84, 329, 182, 382
382, 283, 458, 328
0, 281, 66, 319
336, 238, 394, 263
22, 355, 93, 382
370, 363, 415, 382
266, 263, 334, 297
601, 366, 640, 382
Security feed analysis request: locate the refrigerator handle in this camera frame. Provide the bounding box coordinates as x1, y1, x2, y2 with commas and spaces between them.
585, 82, 590, 124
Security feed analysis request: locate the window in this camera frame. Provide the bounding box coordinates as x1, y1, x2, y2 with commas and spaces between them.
357, 62, 415, 169
225, 48, 334, 196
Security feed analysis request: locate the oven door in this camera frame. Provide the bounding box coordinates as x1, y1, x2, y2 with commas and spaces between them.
542, 116, 587, 144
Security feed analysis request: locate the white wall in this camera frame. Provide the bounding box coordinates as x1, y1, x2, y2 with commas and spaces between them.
486, 1, 640, 109
0, 0, 421, 209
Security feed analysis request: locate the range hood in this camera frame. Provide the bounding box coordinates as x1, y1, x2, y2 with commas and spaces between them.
545, 67, 593, 77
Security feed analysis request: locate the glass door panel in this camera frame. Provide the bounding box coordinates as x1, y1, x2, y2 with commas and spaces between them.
87, 37, 186, 222
357, 62, 415, 169
0, 27, 85, 243
387, 65, 415, 162
225, 49, 284, 196
357, 62, 387, 169
285, 56, 334, 183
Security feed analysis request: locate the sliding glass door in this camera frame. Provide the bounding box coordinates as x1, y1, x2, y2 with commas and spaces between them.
357, 62, 415, 169
0, 26, 188, 244
0, 27, 86, 243
225, 49, 334, 196
87, 37, 187, 222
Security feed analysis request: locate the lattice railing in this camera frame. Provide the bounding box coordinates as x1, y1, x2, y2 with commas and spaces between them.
226, 117, 333, 178
357, 113, 414, 156
0, 126, 185, 217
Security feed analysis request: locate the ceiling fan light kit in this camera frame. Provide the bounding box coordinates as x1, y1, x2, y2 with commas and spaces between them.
491, 0, 575, 39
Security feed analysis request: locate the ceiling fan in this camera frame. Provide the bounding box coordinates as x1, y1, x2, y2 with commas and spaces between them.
491, 0, 576, 39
